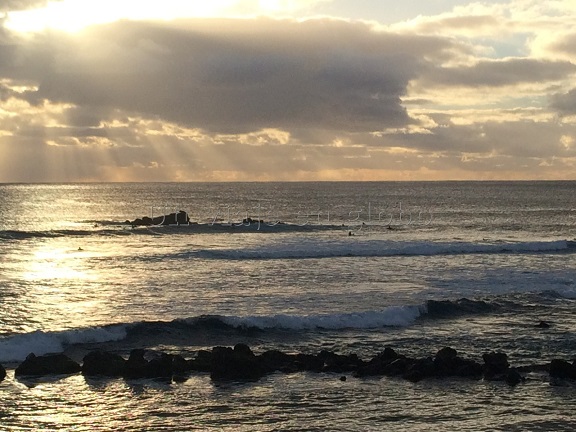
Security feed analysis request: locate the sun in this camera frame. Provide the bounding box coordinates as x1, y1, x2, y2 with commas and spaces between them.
5, 0, 244, 33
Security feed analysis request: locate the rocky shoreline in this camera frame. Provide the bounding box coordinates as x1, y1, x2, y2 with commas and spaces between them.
3, 344, 576, 388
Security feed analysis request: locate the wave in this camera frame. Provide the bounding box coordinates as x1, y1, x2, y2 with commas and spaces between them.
194, 239, 573, 260
0, 298, 510, 363
0, 325, 127, 363
0, 228, 134, 240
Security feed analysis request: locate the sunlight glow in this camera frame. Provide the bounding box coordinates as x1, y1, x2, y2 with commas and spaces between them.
5, 0, 244, 33
23, 248, 93, 281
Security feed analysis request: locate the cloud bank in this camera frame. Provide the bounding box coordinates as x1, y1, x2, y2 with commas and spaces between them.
0, 0, 575, 181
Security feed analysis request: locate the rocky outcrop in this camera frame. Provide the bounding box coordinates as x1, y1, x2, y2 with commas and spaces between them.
15, 353, 81, 377
127, 210, 190, 227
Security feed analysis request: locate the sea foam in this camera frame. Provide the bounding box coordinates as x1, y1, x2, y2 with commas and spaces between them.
0, 326, 128, 363
221, 305, 424, 330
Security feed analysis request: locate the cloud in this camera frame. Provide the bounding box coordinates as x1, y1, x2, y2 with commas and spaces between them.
423, 58, 576, 88
1, 2, 576, 181
551, 88, 576, 115
4, 18, 459, 135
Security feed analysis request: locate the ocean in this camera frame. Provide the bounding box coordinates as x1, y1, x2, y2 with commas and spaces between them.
0, 181, 575, 431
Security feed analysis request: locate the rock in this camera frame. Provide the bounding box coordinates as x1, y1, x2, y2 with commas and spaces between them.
355, 347, 403, 377
319, 350, 364, 373
434, 347, 459, 376
122, 349, 186, 379
453, 359, 483, 379
435, 347, 458, 363
483, 351, 510, 380
0, 364, 5, 382
505, 368, 524, 386
433, 347, 483, 379
15, 353, 81, 377
536, 321, 551, 328
210, 345, 266, 381
82, 351, 126, 377
294, 353, 324, 372
258, 350, 297, 373
549, 359, 576, 380
189, 350, 213, 372
403, 357, 435, 383
129, 211, 190, 226
124, 349, 150, 379
146, 353, 178, 378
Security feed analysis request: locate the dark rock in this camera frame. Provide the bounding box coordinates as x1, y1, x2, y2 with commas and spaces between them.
319, 350, 364, 373
15, 353, 81, 377
0, 363, 5, 382
379, 347, 400, 362
536, 321, 551, 328
210, 345, 266, 381
434, 347, 459, 376
189, 350, 213, 372
483, 351, 510, 380
124, 349, 150, 379
403, 357, 435, 383
505, 368, 524, 386
549, 359, 576, 380
146, 353, 177, 378
171, 354, 189, 374
435, 347, 458, 363
82, 351, 126, 377
130, 211, 190, 226
453, 359, 483, 379
383, 357, 412, 376
294, 353, 324, 372
433, 347, 483, 379
355, 348, 403, 377
122, 350, 187, 379
259, 350, 297, 373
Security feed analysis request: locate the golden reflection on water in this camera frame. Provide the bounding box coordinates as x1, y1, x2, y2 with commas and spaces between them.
16, 244, 108, 331
23, 247, 94, 282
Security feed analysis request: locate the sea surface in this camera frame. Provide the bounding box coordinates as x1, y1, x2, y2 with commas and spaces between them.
0, 181, 575, 431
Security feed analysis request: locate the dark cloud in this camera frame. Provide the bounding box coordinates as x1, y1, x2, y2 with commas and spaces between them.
550, 88, 576, 115
424, 58, 576, 87
4, 18, 458, 134
547, 33, 576, 56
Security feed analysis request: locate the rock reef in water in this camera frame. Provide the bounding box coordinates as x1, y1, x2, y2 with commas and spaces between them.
126, 210, 190, 227
3, 345, 576, 389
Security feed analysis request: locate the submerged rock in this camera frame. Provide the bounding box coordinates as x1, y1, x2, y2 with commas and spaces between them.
15, 353, 81, 377
505, 368, 524, 386
536, 321, 551, 328
0, 363, 5, 382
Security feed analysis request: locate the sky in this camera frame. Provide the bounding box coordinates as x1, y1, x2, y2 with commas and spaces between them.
0, 0, 575, 182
